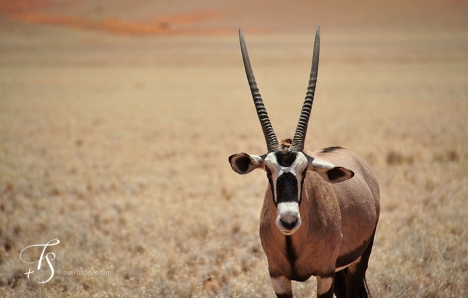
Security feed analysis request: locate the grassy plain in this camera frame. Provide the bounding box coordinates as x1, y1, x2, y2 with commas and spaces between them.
1, 10, 468, 298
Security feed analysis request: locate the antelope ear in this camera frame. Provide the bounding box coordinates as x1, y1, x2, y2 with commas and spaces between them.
307, 156, 354, 183
229, 153, 265, 174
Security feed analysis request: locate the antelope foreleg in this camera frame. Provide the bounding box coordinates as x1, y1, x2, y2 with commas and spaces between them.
317, 274, 335, 298
271, 275, 292, 298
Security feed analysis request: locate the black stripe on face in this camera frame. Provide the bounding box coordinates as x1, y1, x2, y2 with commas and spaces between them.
275, 151, 297, 167
299, 168, 307, 203
265, 167, 275, 201
276, 172, 298, 203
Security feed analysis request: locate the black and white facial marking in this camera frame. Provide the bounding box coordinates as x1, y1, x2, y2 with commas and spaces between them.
264, 150, 309, 235
229, 148, 355, 235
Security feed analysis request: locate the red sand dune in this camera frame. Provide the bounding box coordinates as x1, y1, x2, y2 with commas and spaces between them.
0, 0, 235, 35
9, 13, 178, 35
1, 0, 467, 35
0, 0, 48, 12
7, 11, 244, 35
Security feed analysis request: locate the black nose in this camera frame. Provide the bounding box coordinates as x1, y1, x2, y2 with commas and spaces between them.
280, 219, 298, 230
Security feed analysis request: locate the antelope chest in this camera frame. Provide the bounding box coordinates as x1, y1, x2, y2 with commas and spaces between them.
260, 222, 342, 281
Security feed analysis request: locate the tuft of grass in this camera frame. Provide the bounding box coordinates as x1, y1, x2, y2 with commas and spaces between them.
386, 150, 414, 165
433, 149, 460, 163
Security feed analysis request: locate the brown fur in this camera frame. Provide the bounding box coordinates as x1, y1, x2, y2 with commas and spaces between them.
280, 139, 292, 148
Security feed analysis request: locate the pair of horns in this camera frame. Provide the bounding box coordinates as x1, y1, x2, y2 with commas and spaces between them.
239, 27, 320, 152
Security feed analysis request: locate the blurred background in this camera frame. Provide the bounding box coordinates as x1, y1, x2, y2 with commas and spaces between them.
1, 0, 468, 297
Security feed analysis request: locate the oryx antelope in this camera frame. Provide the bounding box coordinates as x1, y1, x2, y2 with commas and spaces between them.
228, 27, 380, 298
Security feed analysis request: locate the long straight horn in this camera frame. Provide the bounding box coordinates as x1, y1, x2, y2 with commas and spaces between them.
239, 29, 280, 152
290, 26, 320, 152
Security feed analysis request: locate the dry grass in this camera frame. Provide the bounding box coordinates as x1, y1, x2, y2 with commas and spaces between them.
1, 18, 468, 297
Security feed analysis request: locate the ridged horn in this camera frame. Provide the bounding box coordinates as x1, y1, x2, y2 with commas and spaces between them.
290, 26, 320, 152
239, 29, 280, 152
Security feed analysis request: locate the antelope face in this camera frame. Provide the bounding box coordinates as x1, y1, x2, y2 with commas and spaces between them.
264, 150, 308, 235
229, 148, 353, 235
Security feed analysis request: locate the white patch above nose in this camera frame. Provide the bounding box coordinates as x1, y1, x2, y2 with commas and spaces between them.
276, 202, 302, 235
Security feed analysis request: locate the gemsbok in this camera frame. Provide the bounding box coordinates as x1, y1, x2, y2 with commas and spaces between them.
228, 27, 380, 298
